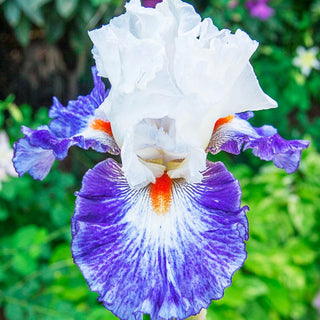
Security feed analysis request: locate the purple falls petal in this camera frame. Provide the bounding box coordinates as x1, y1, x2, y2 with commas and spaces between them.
13, 137, 55, 180
21, 125, 114, 160
48, 67, 108, 138
13, 67, 120, 180
244, 129, 309, 173
46, 66, 119, 154
208, 114, 309, 174
71, 159, 248, 320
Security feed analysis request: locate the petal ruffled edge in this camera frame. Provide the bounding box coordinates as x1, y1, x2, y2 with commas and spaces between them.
72, 158, 248, 320
13, 67, 120, 180
13, 137, 55, 180
208, 113, 309, 174
48, 67, 107, 137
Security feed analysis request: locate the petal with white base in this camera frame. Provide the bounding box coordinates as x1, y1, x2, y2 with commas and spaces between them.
208, 113, 309, 174
72, 158, 248, 320
12, 68, 119, 180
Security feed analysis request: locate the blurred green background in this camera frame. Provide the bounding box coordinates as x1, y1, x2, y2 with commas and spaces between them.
0, 0, 319, 319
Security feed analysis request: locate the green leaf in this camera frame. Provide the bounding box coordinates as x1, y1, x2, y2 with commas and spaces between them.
8, 102, 23, 122
1, 180, 18, 200
280, 265, 306, 290
265, 280, 291, 316
16, 0, 50, 26
0, 112, 4, 127
51, 300, 75, 315
14, 15, 31, 46
0, 266, 6, 281
0, 206, 9, 221
44, 10, 65, 42
14, 225, 39, 249
0, 94, 15, 109
288, 240, 316, 265
244, 241, 290, 278
78, 0, 95, 24
50, 203, 71, 227
287, 198, 316, 236
87, 307, 118, 320
52, 283, 88, 302
4, 302, 24, 320
207, 306, 245, 320
56, 0, 78, 19
25, 307, 38, 320
20, 278, 41, 296
89, 0, 112, 7
12, 252, 38, 275
216, 273, 268, 308
50, 243, 72, 263
3, 0, 21, 27
242, 302, 271, 320
11, 225, 49, 261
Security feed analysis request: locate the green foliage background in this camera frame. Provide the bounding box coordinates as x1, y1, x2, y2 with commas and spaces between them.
0, 0, 319, 319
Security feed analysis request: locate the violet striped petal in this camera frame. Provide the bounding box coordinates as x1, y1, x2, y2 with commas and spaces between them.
12, 67, 119, 180
13, 137, 55, 180
48, 66, 109, 138
72, 158, 248, 320
208, 114, 309, 174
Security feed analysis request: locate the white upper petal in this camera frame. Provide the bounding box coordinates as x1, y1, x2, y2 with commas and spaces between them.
90, 0, 278, 186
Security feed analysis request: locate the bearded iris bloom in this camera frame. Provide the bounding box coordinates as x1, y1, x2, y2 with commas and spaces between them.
13, 0, 309, 319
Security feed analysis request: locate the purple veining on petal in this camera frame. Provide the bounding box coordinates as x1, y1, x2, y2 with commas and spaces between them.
72, 158, 248, 320
13, 137, 55, 180
21, 126, 114, 159
13, 67, 119, 180
236, 111, 254, 121
208, 114, 309, 174
244, 130, 309, 173
48, 67, 109, 138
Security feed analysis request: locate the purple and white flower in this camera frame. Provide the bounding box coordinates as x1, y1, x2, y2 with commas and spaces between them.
13, 67, 119, 180
13, 0, 309, 319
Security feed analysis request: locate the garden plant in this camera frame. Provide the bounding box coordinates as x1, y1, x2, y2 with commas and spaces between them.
0, 0, 319, 319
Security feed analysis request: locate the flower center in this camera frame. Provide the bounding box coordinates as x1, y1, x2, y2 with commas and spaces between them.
301, 52, 316, 68
122, 116, 207, 189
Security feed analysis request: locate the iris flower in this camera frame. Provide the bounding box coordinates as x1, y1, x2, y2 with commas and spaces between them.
13, 0, 309, 319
